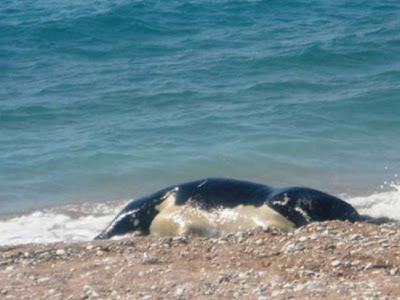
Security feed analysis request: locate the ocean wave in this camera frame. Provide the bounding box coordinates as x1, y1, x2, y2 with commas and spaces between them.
347, 183, 400, 221
0, 202, 124, 246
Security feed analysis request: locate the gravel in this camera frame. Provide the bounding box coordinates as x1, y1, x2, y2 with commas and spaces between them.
0, 221, 399, 299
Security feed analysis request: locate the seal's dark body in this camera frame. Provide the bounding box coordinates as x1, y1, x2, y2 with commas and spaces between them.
95, 178, 359, 239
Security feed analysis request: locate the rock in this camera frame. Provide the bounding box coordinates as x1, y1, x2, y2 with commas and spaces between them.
142, 252, 159, 264
390, 268, 399, 276
351, 260, 361, 267
37, 277, 50, 284
295, 284, 305, 292
202, 283, 214, 295
5, 266, 14, 272
331, 260, 341, 268
364, 263, 373, 270
48, 289, 57, 295
283, 283, 294, 290
172, 236, 188, 244
83, 285, 99, 298
110, 290, 118, 297
1, 288, 9, 295
350, 234, 362, 241
255, 239, 264, 245
235, 232, 245, 242
283, 243, 295, 252
56, 249, 66, 256
271, 290, 281, 297
175, 287, 185, 299
298, 236, 308, 242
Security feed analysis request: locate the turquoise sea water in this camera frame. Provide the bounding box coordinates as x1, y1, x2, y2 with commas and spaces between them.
1, 0, 400, 220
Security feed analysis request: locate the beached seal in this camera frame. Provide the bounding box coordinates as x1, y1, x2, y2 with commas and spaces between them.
95, 178, 360, 239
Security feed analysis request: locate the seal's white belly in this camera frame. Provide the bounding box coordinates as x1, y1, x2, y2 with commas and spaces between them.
149, 193, 295, 237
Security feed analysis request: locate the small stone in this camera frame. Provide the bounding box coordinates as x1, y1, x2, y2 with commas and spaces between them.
308, 270, 317, 275
172, 236, 188, 244
331, 260, 341, 268
175, 287, 185, 299
283, 283, 294, 290
142, 252, 159, 264
295, 283, 305, 291
283, 243, 295, 252
40, 251, 50, 258
86, 245, 94, 251
299, 236, 308, 242
56, 249, 66, 256
307, 281, 321, 290
344, 261, 352, 268
111, 290, 118, 297
336, 242, 345, 248
351, 260, 361, 267
262, 226, 270, 232
271, 290, 281, 297
48, 289, 56, 295
350, 234, 361, 241
37, 277, 51, 284
364, 263, 373, 270
235, 231, 245, 238
255, 239, 264, 245
1, 289, 9, 295
390, 268, 399, 276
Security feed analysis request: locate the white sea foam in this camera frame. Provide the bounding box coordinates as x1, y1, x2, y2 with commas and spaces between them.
346, 184, 400, 221
0, 212, 111, 245
0, 202, 124, 246
0, 186, 399, 246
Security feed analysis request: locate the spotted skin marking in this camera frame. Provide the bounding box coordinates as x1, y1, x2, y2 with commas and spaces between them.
272, 193, 290, 206
110, 209, 138, 228
294, 206, 311, 223
197, 180, 207, 188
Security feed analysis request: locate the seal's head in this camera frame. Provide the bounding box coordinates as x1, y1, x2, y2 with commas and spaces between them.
94, 208, 142, 240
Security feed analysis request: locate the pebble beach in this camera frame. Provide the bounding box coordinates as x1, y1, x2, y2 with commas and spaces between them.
1, 221, 399, 299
